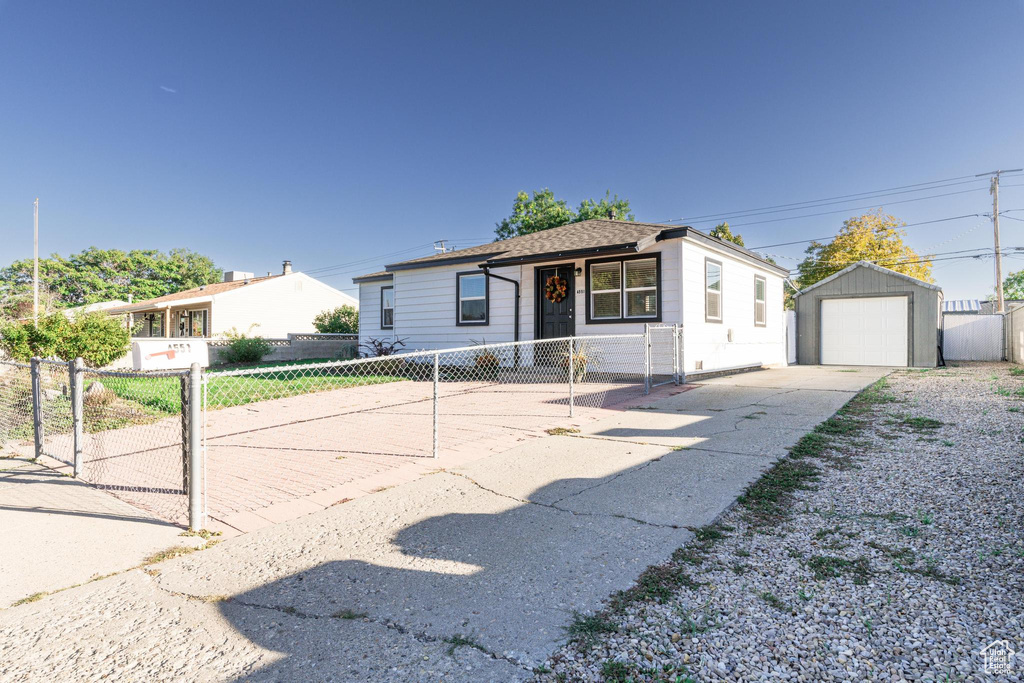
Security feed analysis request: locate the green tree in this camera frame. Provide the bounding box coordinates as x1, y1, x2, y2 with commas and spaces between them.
796, 211, 933, 290
0, 312, 130, 367
709, 222, 745, 247
1001, 270, 1024, 300
574, 191, 635, 223
313, 305, 359, 334
494, 189, 634, 240
0, 247, 221, 316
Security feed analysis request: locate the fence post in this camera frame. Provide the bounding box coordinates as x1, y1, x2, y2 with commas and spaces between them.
643, 325, 651, 395
568, 337, 575, 418
672, 323, 680, 385
678, 325, 686, 384
187, 363, 205, 530
30, 357, 43, 460
70, 358, 84, 477
432, 353, 439, 459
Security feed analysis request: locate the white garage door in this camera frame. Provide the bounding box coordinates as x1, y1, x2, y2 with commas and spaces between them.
821, 297, 908, 366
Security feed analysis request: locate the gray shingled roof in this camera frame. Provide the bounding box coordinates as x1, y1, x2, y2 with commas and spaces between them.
352, 219, 788, 282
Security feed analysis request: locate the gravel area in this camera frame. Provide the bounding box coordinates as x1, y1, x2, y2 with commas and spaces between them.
538, 363, 1024, 682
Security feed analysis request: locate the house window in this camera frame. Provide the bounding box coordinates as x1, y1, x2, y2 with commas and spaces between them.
705, 259, 722, 322
586, 254, 661, 323
177, 310, 208, 337
456, 272, 488, 325
754, 275, 766, 326
381, 286, 394, 329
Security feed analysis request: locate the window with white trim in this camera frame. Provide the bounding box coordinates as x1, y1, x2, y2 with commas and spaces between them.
587, 256, 660, 322
381, 286, 394, 329
457, 272, 487, 325
705, 259, 722, 322
754, 275, 766, 326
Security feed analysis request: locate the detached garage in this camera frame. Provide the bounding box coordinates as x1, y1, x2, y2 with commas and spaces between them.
794, 261, 942, 368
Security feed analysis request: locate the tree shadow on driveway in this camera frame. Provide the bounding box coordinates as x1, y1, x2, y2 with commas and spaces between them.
210, 471, 691, 681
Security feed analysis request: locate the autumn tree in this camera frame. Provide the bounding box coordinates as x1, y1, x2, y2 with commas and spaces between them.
494, 189, 634, 240
710, 222, 745, 247
796, 211, 933, 290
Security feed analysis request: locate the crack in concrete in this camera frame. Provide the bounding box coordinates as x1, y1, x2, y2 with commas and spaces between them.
148, 573, 535, 672
446, 471, 682, 530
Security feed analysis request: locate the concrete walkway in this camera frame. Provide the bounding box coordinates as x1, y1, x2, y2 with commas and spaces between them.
0, 456, 200, 607
0, 366, 888, 681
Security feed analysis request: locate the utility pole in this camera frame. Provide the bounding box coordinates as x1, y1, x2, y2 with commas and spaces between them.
976, 169, 1022, 313
33, 198, 39, 326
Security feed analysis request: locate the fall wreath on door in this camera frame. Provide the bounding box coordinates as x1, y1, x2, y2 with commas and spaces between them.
544, 275, 569, 303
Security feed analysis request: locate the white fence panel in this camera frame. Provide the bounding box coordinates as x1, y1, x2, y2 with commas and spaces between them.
785, 310, 797, 365
942, 313, 1003, 361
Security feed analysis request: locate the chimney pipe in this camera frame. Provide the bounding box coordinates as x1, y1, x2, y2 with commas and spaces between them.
282, 260, 292, 275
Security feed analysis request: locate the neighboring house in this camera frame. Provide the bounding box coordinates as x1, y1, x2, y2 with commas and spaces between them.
61, 300, 129, 317
353, 219, 789, 373
107, 261, 358, 339
794, 260, 942, 367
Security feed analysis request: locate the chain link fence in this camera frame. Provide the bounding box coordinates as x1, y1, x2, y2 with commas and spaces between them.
1, 331, 681, 530
0, 360, 34, 456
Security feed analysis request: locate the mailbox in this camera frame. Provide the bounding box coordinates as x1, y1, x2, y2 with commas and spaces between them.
131, 339, 210, 371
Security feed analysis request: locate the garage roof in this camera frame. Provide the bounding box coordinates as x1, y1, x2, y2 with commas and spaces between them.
794, 260, 941, 297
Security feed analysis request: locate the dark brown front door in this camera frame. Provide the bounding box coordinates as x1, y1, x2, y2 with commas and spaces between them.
537, 264, 575, 339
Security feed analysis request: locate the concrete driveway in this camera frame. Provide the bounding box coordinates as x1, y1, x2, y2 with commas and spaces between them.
0, 366, 890, 681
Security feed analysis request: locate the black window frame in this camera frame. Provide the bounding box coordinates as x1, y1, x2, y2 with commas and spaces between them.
754, 274, 767, 327
380, 286, 394, 329
705, 258, 723, 324
455, 270, 489, 326
584, 252, 662, 324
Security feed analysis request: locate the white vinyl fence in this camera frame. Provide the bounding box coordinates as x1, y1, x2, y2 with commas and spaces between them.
942, 313, 1004, 361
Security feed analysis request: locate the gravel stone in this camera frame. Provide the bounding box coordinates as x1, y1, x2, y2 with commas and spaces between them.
537, 363, 1024, 682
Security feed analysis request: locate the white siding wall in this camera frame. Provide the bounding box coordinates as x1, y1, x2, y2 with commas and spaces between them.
680, 240, 786, 372
211, 273, 358, 338
357, 279, 394, 348
359, 241, 683, 353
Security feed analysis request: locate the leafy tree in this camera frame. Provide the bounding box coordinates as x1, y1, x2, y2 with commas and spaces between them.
0, 247, 221, 315
494, 189, 634, 240
574, 191, 635, 223
313, 305, 359, 334
710, 222, 745, 247
0, 312, 130, 367
1001, 270, 1024, 300
796, 211, 933, 290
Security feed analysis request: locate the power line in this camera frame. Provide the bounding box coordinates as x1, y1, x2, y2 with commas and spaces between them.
789, 247, 1022, 276
694, 187, 988, 229
749, 214, 982, 250
665, 177, 990, 225
661, 173, 987, 223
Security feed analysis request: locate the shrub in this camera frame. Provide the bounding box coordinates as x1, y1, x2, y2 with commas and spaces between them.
219, 327, 274, 365
313, 305, 359, 334
360, 337, 406, 358
0, 312, 130, 367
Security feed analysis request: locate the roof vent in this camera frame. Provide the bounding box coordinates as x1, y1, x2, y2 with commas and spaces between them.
283, 260, 292, 275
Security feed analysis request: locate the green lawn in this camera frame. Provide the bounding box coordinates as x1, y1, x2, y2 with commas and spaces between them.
92, 365, 405, 417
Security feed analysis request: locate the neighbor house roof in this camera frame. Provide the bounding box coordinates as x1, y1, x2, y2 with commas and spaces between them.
106, 275, 282, 314
358, 219, 787, 279
942, 299, 981, 313
793, 260, 942, 297
351, 271, 393, 283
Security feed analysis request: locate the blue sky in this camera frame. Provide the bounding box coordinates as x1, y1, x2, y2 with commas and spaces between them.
1, 0, 1022, 299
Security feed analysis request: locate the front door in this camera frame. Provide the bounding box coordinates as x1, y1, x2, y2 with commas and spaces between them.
537, 264, 575, 339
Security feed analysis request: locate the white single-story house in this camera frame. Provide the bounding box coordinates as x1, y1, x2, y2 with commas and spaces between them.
353, 219, 789, 373
107, 261, 358, 339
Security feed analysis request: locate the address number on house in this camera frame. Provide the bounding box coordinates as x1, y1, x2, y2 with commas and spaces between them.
132, 340, 210, 371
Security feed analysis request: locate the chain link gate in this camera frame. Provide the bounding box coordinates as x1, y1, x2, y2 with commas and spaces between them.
647, 324, 683, 388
